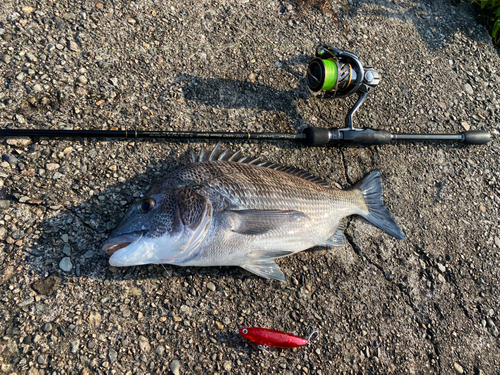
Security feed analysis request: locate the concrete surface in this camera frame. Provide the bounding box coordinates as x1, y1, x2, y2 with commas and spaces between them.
0, 0, 499, 374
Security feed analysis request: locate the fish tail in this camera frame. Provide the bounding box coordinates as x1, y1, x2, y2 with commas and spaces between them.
352, 170, 405, 240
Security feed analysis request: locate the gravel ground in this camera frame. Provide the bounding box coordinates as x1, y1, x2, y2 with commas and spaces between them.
0, 0, 499, 374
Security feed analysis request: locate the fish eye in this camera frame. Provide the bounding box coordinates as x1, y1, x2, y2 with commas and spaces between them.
138, 198, 155, 213
242, 329, 248, 334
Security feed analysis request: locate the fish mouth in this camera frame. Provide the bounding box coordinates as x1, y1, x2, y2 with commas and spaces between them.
102, 231, 144, 256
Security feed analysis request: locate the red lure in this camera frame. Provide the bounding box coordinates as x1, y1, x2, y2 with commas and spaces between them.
239, 327, 318, 348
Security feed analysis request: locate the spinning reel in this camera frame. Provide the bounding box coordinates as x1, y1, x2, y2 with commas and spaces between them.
307, 45, 379, 130
303, 45, 490, 146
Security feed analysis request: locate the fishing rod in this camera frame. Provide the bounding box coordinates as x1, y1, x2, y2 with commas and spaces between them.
0, 128, 489, 146
0, 45, 490, 147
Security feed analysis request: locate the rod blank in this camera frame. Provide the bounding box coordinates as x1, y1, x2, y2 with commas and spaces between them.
0, 129, 304, 141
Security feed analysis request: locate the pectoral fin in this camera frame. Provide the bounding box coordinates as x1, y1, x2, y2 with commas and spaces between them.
241, 260, 286, 281
228, 209, 309, 235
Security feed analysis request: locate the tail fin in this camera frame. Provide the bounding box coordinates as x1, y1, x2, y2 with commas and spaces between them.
353, 170, 406, 240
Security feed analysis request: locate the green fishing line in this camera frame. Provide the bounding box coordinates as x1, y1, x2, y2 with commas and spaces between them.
320, 59, 338, 91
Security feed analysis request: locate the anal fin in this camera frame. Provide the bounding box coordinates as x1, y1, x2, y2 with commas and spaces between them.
324, 223, 345, 247
241, 261, 286, 281
324, 229, 345, 247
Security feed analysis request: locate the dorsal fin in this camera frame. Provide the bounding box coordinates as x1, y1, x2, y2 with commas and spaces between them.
192, 144, 331, 188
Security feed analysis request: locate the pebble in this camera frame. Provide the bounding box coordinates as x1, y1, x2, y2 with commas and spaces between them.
16, 72, 25, 81
46, 163, 60, 171
70, 339, 80, 353
59, 257, 73, 272
87, 311, 101, 328
18, 296, 34, 308
78, 75, 88, 84
26, 53, 38, 62
63, 244, 71, 256
206, 282, 216, 292
454, 362, 464, 373
61, 234, 69, 243
334, 334, 342, 342
495, 237, 500, 248
11, 231, 24, 240
110, 77, 118, 86
15, 114, 26, 124
155, 345, 165, 356
32, 275, 60, 295
108, 348, 118, 363
437, 263, 446, 273
179, 305, 190, 314
6, 137, 32, 147
82, 250, 94, 259
22, 6, 35, 14
53, 172, 63, 179
2, 154, 18, 164
41, 323, 52, 332
129, 287, 142, 296
7, 12, 20, 22
463, 83, 473, 95
223, 361, 232, 371
76, 86, 87, 96
487, 319, 499, 336
170, 360, 181, 375
138, 335, 150, 352
68, 41, 79, 52
215, 321, 224, 330
0, 200, 9, 210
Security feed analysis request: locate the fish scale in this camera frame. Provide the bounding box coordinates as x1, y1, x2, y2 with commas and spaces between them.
103, 146, 405, 281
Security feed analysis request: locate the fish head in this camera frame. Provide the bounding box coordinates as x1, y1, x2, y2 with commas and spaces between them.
102, 187, 212, 267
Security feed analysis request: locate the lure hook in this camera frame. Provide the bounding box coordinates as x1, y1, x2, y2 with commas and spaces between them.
258, 344, 272, 360
306, 326, 319, 343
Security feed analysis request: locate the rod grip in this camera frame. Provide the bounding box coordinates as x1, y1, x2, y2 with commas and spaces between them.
348, 129, 392, 145
302, 127, 331, 146
461, 131, 491, 144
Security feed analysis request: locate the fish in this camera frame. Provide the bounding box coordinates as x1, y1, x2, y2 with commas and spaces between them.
102, 145, 405, 281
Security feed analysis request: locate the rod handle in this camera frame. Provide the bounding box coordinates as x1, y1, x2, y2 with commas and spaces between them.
461, 131, 491, 144
302, 128, 393, 146
346, 129, 392, 145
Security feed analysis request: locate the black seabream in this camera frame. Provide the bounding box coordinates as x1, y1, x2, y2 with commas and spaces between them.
102, 145, 405, 281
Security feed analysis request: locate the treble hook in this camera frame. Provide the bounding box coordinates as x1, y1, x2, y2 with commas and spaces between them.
258, 344, 272, 360
306, 326, 319, 343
